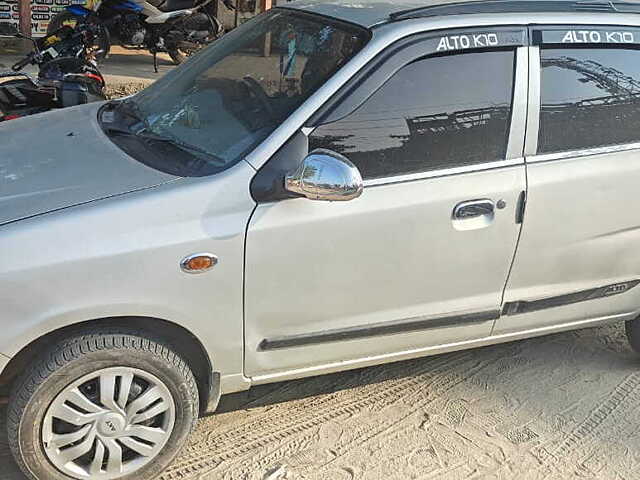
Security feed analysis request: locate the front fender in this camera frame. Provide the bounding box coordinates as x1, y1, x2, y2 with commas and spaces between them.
66, 5, 93, 16
2, 303, 201, 356
0, 161, 256, 394
0, 354, 9, 378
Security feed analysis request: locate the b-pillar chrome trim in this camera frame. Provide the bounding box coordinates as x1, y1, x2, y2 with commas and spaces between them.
506, 46, 529, 160
524, 45, 541, 157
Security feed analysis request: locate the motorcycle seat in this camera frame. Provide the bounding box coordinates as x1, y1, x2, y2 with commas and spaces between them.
157, 0, 194, 12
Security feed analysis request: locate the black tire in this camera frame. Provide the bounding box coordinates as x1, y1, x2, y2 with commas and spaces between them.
7, 328, 199, 480
168, 14, 223, 65
47, 11, 111, 62
626, 318, 640, 353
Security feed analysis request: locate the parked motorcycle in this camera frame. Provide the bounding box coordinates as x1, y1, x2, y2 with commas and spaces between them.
0, 23, 106, 122
47, 0, 235, 68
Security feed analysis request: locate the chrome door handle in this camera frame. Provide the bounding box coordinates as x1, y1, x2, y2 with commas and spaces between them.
453, 199, 495, 220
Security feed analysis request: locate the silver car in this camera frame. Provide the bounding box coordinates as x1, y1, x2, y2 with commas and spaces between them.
4, 0, 640, 478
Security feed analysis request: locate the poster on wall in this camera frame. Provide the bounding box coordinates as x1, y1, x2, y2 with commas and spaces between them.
0, 0, 84, 37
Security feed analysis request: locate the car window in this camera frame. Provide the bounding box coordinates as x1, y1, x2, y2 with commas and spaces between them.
308, 50, 515, 180
109, 10, 369, 177
538, 47, 640, 154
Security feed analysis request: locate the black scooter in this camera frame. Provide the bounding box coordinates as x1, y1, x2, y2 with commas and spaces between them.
0, 24, 106, 122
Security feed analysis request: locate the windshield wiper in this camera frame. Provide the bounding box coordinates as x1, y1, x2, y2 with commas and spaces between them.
136, 130, 226, 166
103, 101, 225, 166
114, 99, 146, 125
102, 124, 134, 136
101, 100, 147, 135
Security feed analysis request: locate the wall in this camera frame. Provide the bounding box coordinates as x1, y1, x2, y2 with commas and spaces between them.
0, 0, 298, 38
0, 0, 88, 36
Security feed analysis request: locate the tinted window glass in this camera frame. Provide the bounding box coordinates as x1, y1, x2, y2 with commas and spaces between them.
539, 48, 640, 154
309, 50, 515, 180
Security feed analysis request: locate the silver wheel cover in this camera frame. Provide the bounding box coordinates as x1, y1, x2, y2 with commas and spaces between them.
41, 367, 176, 479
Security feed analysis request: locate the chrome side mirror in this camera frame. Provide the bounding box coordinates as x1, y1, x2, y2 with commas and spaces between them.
285, 149, 364, 202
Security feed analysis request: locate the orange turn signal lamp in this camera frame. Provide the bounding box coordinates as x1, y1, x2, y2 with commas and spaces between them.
180, 253, 218, 274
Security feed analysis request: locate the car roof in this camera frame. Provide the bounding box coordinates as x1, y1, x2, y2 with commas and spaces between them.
278, 0, 451, 27
279, 0, 640, 28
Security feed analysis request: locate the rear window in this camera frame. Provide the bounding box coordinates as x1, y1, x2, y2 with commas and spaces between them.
538, 47, 640, 154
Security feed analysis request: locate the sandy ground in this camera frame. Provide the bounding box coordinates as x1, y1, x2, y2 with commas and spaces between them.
3, 322, 640, 480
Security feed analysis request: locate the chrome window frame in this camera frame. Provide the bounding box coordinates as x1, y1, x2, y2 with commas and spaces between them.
359, 44, 529, 188
363, 158, 525, 187
244, 12, 640, 173
524, 45, 541, 157
507, 46, 529, 160
528, 142, 640, 164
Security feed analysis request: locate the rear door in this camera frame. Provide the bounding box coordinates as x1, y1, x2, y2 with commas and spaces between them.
245, 28, 529, 379
497, 26, 640, 334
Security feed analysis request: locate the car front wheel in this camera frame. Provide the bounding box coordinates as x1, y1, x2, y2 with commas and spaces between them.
7, 329, 199, 480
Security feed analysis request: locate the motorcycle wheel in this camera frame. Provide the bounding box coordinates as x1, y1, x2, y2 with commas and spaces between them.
47, 12, 111, 62
168, 14, 222, 65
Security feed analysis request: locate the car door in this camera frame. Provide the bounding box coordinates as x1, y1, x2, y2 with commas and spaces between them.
497, 26, 640, 335
245, 28, 529, 379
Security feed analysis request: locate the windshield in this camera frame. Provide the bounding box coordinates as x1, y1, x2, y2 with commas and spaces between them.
104, 9, 369, 177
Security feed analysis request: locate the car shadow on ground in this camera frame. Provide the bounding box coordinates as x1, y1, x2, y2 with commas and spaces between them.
0, 324, 636, 480
213, 324, 637, 415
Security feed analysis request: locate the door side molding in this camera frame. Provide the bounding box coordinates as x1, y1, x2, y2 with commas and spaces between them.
503, 280, 640, 316
258, 310, 500, 351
